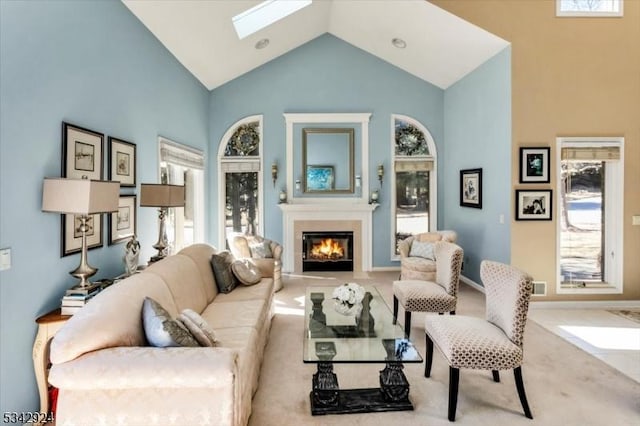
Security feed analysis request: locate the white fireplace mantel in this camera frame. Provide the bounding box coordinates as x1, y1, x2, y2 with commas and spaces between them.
279, 202, 378, 273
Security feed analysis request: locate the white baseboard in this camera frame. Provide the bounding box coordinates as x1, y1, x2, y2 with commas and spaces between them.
371, 266, 401, 272
460, 275, 484, 293
530, 300, 640, 309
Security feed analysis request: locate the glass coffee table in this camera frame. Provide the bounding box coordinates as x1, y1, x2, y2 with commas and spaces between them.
303, 285, 422, 415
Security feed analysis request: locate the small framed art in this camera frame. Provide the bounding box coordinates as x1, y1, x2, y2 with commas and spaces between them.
515, 189, 553, 221
460, 168, 482, 209
109, 137, 136, 187
109, 195, 137, 245
306, 165, 335, 191
519, 147, 550, 183
61, 213, 103, 256
62, 122, 104, 180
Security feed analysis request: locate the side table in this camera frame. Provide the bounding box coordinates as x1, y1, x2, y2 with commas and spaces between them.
33, 308, 71, 416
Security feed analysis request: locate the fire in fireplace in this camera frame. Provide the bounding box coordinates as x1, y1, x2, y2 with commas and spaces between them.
303, 231, 353, 272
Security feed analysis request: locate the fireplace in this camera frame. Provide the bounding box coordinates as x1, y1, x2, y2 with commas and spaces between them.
302, 231, 354, 272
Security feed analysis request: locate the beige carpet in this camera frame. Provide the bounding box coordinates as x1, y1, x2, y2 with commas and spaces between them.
249, 272, 640, 426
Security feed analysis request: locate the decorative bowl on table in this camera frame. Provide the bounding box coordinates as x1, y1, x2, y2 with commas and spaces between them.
332, 283, 365, 316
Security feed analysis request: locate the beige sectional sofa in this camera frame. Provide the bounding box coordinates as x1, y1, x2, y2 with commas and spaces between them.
49, 243, 275, 426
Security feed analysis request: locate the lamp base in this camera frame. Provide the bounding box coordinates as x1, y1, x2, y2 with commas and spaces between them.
148, 253, 166, 265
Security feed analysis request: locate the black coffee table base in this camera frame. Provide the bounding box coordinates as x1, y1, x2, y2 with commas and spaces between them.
310, 362, 413, 415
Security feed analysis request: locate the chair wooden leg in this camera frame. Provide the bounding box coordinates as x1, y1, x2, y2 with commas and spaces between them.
404, 310, 412, 338
438, 312, 444, 315
492, 370, 500, 382
424, 334, 434, 377
393, 295, 398, 324
448, 367, 460, 421
514, 367, 533, 419
450, 310, 456, 315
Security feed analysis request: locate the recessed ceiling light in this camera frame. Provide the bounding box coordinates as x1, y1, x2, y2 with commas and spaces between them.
392, 38, 407, 49
255, 38, 270, 49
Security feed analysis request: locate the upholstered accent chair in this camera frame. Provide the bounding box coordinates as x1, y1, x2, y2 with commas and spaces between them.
424, 260, 534, 422
227, 233, 283, 292
392, 241, 463, 338
398, 230, 458, 281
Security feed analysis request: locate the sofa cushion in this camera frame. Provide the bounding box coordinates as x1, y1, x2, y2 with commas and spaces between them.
409, 241, 435, 260
231, 259, 262, 285
210, 251, 239, 293
203, 299, 267, 330
214, 278, 274, 303
177, 244, 220, 303
142, 297, 199, 347
178, 309, 218, 347
249, 240, 273, 258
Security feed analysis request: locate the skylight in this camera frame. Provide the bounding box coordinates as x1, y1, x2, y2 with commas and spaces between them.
232, 0, 312, 40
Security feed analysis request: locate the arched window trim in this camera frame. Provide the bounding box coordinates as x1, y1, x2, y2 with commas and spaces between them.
217, 115, 264, 249
390, 114, 438, 261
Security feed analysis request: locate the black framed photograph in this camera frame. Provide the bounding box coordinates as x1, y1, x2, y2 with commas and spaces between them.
109, 137, 136, 187
519, 147, 550, 183
109, 195, 137, 245
516, 189, 553, 221
61, 213, 103, 257
62, 122, 104, 180
460, 168, 482, 209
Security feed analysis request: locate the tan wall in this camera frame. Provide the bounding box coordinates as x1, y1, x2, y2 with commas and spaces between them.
432, 0, 640, 300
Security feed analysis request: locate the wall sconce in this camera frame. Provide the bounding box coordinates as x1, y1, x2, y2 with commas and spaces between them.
278, 189, 287, 204
355, 175, 361, 188
369, 189, 379, 204
271, 162, 278, 187
295, 179, 301, 191
377, 164, 384, 185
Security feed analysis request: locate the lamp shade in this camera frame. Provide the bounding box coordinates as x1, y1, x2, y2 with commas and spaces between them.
42, 178, 119, 214
140, 184, 185, 207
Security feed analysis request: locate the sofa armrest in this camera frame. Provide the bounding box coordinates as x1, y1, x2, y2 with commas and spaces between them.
269, 241, 282, 261
49, 346, 238, 390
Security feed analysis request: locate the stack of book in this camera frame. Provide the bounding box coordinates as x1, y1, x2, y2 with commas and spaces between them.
60, 279, 112, 315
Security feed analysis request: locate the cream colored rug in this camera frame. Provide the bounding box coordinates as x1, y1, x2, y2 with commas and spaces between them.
248, 272, 640, 426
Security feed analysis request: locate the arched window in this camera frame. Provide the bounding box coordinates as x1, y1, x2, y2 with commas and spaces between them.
217, 115, 264, 248
391, 114, 437, 259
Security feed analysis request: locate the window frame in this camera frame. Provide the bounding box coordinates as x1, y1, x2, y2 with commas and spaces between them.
390, 114, 438, 261
556, 0, 623, 17
555, 136, 624, 294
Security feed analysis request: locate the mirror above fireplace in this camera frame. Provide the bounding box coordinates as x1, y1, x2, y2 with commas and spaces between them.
302, 128, 354, 194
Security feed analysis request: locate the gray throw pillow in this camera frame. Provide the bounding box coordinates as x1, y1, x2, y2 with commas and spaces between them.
178, 309, 218, 347
231, 259, 263, 286
142, 297, 199, 347
210, 251, 239, 293
409, 241, 435, 260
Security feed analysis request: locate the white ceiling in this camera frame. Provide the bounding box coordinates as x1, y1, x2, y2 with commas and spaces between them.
122, 0, 509, 91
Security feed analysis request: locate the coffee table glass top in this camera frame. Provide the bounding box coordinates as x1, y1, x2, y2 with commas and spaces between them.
303, 286, 422, 363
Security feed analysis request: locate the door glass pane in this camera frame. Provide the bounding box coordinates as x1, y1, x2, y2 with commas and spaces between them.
560, 160, 604, 284
395, 170, 430, 254
225, 171, 259, 240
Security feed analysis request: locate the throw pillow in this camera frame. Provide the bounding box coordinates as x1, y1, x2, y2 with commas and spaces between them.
231, 259, 263, 286
141, 297, 199, 348
409, 241, 435, 260
249, 241, 273, 258
178, 309, 218, 347
210, 251, 239, 293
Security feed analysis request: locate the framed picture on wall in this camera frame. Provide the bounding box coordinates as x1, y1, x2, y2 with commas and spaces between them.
460, 168, 482, 209
519, 147, 550, 183
109, 195, 137, 245
109, 137, 136, 187
62, 122, 104, 180
515, 189, 553, 220
61, 213, 103, 256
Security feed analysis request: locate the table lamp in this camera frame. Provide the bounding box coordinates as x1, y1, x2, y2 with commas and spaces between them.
140, 183, 185, 264
42, 178, 120, 288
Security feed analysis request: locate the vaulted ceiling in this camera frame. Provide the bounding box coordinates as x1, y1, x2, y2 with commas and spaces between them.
122, 0, 509, 91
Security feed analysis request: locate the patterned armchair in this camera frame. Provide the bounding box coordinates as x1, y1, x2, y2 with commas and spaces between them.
424, 260, 534, 421
398, 230, 458, 281
227, 234, 283, 292
392, 241, 464, 338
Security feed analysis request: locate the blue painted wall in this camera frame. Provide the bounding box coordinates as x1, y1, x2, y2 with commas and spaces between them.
442, 47, 512, 284
0, 1, 208, 413
209, 34, 445, 264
